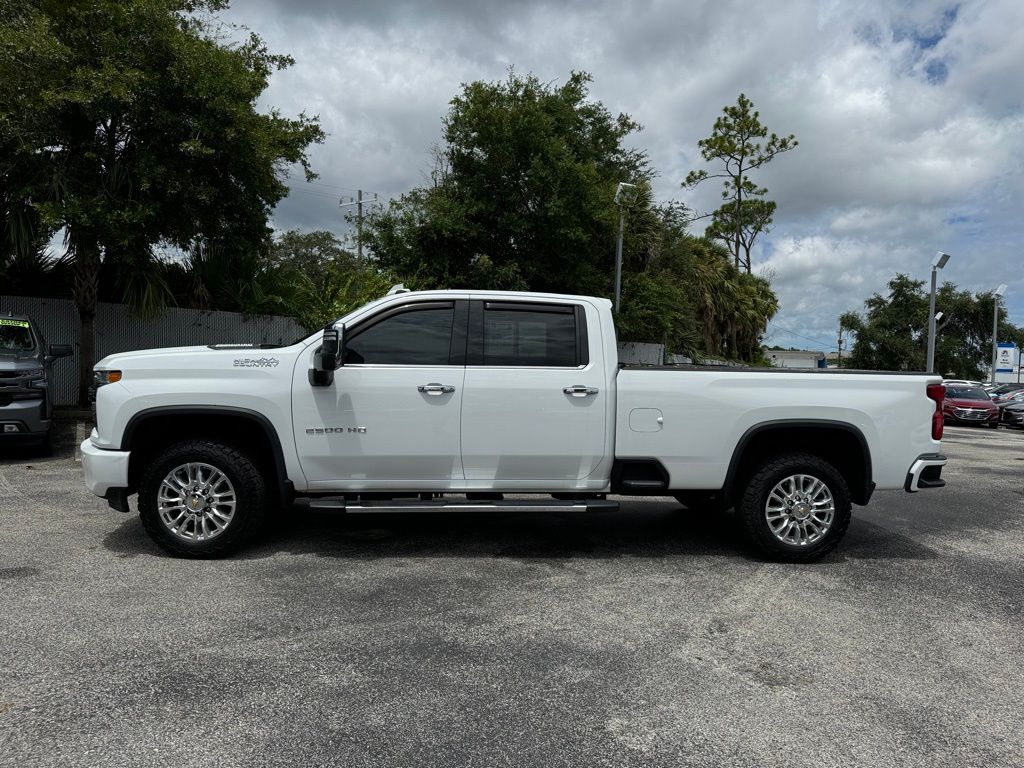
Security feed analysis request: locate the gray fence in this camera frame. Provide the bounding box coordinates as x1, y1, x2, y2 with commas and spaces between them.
1, 295, 307, 406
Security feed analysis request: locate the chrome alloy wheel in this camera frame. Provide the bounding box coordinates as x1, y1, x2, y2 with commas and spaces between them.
157, 462, 237, 542
764, 473, 835, 547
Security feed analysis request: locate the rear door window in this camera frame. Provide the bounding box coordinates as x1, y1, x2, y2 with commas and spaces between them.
478, 303, 583, 367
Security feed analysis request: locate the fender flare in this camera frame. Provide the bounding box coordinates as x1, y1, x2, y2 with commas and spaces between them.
121, 405, 293, 506
721, 419, 873, 505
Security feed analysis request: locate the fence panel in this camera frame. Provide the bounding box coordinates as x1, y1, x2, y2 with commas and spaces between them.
1, 295, 306, 405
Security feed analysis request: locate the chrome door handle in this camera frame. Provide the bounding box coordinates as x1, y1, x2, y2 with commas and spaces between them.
563, 385, 599, 397
418, 383, 456, 395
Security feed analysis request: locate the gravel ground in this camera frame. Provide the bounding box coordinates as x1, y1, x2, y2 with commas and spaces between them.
1, 425, 1022, 767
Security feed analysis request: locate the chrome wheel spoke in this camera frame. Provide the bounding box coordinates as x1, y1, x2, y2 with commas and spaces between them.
764, 472, 835, 547
156, 461, 236, 542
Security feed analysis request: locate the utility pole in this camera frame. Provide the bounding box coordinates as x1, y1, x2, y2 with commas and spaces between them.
613, 182, 637, 313
339, 190, 378, 262
836, 325, 844, 368
356, 189, 363, 261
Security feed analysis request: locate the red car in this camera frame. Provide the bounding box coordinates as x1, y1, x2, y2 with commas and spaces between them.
943, 385, 1000, 428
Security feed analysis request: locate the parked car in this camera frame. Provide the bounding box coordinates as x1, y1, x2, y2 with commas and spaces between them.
82, 288, 947, 562
991, 387, 1024, 404
985, 383, 1024, 398
943, 385, 1000, 427
994, 390, 1024, 409
1000, 401, 1024, 428
0, 313, 73, 451
943, 379, 983, 388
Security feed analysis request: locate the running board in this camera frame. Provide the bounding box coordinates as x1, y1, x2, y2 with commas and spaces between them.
307, 498, 619, 514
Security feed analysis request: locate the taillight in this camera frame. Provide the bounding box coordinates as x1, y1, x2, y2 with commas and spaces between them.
926, 383, 945, 440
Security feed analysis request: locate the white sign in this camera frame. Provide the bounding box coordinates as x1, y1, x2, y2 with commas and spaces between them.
996, 343, 1016, 373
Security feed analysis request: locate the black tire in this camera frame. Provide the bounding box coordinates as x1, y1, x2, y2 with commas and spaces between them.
138, 439, 267, 558
737, 452, 852, 563
988, 422, 999, 429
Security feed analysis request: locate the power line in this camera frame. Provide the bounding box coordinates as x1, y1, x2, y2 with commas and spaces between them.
302, 180, 362, 193
768, 322, 835, 349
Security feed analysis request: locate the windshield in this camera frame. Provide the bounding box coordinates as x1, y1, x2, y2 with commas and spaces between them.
946, 386, 989, 401
0, 319, 35, 352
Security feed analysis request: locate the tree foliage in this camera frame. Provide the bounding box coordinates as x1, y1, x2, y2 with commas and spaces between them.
0, 0, 324, 401
684, 94, 796, 273
364, 70, 650, 295
364, 71, 780, 363
840, 274, 1024, 377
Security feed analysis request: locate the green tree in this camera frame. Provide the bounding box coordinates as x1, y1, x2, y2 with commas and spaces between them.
615, 205, 777, 363
684, 94, 797, 273
840, 274, 1024, 376
363, 71, 780, 364
0, 0, 324, 402
269, 229, 353, 276
364, 70, 650, 295
266, 229, 396, 332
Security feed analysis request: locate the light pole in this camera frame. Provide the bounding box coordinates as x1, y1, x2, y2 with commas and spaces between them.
991, 283, 1008, 383
926, 251, 950, 372
613, 182, 637, 313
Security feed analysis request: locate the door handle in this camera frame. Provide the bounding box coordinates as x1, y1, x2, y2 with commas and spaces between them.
563, 385, 599, 397
418, 383, 456, 395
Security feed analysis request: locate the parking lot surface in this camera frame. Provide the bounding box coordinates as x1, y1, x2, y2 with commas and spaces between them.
1, 425, 1022, 767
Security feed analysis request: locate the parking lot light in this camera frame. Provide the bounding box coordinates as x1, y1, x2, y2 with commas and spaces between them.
927, 251, 951, 372
991, 284, 1008, 383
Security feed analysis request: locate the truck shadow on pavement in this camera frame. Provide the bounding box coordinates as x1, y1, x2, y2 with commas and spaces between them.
101, 502, 939, 563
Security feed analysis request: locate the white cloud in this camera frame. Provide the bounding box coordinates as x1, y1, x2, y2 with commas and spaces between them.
220, 0, 1024, 345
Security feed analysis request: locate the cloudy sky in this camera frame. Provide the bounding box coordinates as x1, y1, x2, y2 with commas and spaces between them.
221, 0, 1024, 352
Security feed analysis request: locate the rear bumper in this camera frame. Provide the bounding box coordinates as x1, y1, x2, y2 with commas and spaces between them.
80, 438, 130, 498
904, 453, 947, 492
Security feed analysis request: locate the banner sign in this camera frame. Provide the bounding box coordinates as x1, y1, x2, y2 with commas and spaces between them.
0, 318, 30, 328
996, 342, 1016, 373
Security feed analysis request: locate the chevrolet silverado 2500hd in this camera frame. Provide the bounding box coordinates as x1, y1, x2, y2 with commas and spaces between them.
81, 289, 947, 561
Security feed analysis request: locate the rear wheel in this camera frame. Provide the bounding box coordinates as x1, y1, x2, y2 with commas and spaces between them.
138, 439, 267, 558
737, 452, 851, 562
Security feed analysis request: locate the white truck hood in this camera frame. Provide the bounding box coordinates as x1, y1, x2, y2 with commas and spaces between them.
96, 344, 294, 370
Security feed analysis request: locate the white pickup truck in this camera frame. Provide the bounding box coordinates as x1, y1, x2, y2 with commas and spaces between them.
81, 289, 947, 561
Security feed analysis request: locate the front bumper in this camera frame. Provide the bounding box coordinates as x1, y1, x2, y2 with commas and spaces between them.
0, 397, 49, 437
1000, 409, 1024, 428
80, 438, 130, 498
904, 453, 947, 492
944, 409, 999, 425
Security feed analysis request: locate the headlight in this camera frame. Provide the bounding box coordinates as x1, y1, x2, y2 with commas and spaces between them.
93, 369, 122, 387
19, 368, 47, 389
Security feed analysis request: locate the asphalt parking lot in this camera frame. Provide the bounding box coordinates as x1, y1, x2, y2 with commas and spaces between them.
1, 425, 1022, 768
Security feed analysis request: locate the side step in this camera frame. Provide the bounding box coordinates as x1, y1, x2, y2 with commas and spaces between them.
307, 498, 619, 514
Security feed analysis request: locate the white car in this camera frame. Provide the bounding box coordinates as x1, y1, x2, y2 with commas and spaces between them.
82, 289, 947, 562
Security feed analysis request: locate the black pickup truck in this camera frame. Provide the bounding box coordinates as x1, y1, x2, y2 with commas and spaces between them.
0, 313, 72, 451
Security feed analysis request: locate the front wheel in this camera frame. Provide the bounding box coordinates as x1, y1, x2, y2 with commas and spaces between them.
138, 439, 268, 558
737, 452, 852, 562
